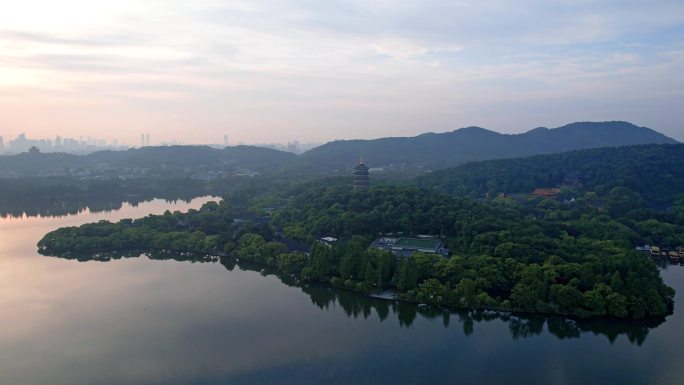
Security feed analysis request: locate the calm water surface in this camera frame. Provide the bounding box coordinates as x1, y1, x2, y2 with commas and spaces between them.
1, 197, 683, 385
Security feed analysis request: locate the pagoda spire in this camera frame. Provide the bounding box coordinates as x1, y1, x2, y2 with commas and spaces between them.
353, 155, 369, 191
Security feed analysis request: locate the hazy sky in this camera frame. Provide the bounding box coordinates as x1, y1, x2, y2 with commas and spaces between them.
1, 0, 683, 145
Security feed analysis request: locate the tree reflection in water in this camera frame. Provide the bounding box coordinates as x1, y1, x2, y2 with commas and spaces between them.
0, 194, 204, 219
46, 250, 665, 345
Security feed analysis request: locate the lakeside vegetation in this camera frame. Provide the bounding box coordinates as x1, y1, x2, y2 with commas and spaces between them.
47, 248, 664, 344
39, 183, 675, 320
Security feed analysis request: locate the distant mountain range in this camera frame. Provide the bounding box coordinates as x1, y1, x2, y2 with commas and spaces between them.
299, 121, 677, 171
0, 121, 677, 176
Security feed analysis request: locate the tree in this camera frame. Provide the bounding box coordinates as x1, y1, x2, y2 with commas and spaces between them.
416, 279, 447, 305
339, 252, 356, 280
276, 253, 308, 276
339, 236, 367, 280
456, 278, 478, 307
582, 284, 611, 316
397, 258, 418, 292
375, 249, 394, 289
511, 282, 541, 311
549, 284, 582, 312
309, 243, 332, 281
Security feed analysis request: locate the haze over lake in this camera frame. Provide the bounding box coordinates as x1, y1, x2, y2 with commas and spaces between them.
0, 197, 682, 385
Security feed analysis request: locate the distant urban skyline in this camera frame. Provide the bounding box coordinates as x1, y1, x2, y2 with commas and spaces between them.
0, 1, 682, 143
0, 131, 323, 154
0, 118, 680, 155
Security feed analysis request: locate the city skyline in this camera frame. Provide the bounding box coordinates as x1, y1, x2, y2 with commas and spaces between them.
0, 131, 323, 154
0, 1, 683, 143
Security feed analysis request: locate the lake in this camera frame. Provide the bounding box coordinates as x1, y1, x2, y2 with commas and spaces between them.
1, 197, 683, 385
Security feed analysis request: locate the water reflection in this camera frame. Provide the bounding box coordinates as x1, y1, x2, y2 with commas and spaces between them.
45, 250, 665, 345
300, 283, 661, 346
0, 193, 210, 219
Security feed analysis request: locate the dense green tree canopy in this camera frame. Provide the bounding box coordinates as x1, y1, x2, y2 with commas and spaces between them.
39, 183, 675, 320
416, 143, 684, 206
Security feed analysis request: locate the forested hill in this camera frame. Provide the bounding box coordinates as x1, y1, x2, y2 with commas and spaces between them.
0, 121, 677, 176
0, 145, 297, 175
300, 121, 676, 171
415, 143, 684, 205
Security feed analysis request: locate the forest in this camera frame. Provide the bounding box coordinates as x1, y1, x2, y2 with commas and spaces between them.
38, 182, 676, 320
416, 143, 684, 206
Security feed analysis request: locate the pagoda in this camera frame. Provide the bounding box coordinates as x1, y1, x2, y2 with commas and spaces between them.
353, 156, 369, 191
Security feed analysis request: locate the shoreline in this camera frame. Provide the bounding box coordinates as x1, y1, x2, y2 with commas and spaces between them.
39, 246, 673, 323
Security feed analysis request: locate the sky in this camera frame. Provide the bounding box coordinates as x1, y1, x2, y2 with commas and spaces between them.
0, 0, 683, 145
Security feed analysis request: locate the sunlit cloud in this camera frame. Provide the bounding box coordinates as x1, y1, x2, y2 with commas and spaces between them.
0, 0, 682, 144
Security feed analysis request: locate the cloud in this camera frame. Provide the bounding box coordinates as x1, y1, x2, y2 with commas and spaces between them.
0, 30, 146, 47
0, 0, 682, 143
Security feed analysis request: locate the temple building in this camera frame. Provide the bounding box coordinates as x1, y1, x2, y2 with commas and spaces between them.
353, 156, 369, 191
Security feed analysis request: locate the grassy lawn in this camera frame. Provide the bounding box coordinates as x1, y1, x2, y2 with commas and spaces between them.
394, 238, 440, 249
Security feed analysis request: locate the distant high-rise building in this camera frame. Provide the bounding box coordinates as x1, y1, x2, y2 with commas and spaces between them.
353, 155, 369, 191
0, 136, 4, 152
2, 133, 124, 154
146, 133, 150, 146
224, 134, 229, 146
141, 134, 145, 147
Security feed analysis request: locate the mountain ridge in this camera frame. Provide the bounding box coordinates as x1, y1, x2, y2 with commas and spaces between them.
0, 121, 676, 176
299, 121, 677, 171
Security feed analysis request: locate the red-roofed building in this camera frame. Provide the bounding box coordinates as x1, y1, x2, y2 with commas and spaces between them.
531, 188, 561, 197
